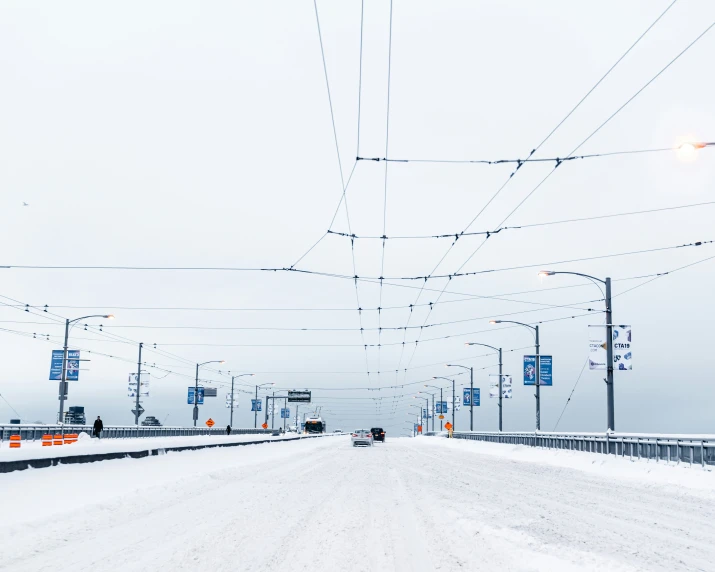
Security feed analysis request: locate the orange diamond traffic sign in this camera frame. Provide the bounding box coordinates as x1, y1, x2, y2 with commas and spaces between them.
261, 422, 268, 429
205, 418, 215, 428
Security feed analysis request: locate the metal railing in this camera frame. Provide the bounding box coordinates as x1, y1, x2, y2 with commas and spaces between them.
0, 424, 272, 442
448, 431, 715, 468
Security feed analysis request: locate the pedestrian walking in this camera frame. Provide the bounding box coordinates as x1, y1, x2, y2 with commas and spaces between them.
226, 425, 231, 435
93, 416, 104, 439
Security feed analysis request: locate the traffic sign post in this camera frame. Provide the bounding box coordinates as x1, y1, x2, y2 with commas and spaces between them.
444, 421, 453, 438
205, 418, 215, 428
261, 422, 268, 429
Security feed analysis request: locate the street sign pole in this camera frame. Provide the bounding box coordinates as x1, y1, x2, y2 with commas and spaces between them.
135, 342, 143, 426
469, 366, 473, 431
57, 318, 70, 425
440, 388, 443, 431
535, 325, 541, 431
605, 277, 615, 431
498, 347, 503, 432
194, 363, 200, 428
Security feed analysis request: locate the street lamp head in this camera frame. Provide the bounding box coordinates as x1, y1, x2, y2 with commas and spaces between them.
489, 320, 500, 324
219, 360, 226, 364
677, 141, 706, 162
105, 314, 115, 320
538, 270, 555, 277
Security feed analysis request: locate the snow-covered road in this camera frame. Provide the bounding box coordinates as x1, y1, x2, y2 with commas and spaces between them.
2, 436, 715, 572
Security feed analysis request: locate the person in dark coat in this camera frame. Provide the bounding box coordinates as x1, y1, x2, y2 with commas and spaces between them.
226, 425, 231, 435
93, 416, 104, 439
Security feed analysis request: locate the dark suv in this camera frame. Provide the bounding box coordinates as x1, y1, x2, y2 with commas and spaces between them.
370, 427, 386, 442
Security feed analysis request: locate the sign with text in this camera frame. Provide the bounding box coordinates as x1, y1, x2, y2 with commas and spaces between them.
287, 390, 311, 403
463, 388, 480, 406
489, 375, 513, 398
187, 386, 205, 405
523, 356, 553, 386
280, 407, 291, 419
49, 350, 80, 381
588, 325, 632, 371
251, 399, 262, 412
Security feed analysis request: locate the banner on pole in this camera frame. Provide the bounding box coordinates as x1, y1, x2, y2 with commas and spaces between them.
489, 375, 513, 398
523, 356, 552, 386
128, 373, 150, 397
463, 388, 480, 406
453, 395, 462, 411
187, 386, 204, 405
49, 350, 80, 381
422, 409, 433, 420
280, 407, 291, 419
225, 393, 239, 409
251, 399, 262, 412
588, 325, 632, 370
435, 401, 448, 414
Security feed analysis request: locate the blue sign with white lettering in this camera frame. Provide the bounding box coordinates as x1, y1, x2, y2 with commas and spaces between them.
463, 388, 480, 406
280, 407, 291, 419
187, 387, 205, 405
251, 399, 262, 412
435, 401, 449, 414
524, 355, 553, 386
49, 350, 80, 381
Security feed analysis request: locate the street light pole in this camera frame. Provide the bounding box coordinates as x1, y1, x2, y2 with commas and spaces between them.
57, 314, 114, 425
490, 320, 540, 430
445, 366, 471, 430
229, 374, 254, 427
135, 342, 143, 426
539, 270, 614, 430
465, 343, 503, 431
194, 359, 225, 427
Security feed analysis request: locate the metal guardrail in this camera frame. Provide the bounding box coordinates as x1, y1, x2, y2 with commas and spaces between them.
0, 424, 272, 442
449, 431, 715, 468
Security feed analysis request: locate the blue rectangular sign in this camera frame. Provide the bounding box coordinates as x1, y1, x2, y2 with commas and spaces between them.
280, 407, 291, 419
435, 401, 449, 414
251, 399, 262, 412
187, 387, 205, 405
49, 350, 80, 381
524, 355, 553, 386
422, 409, 432, 419
463, 388, 480, 406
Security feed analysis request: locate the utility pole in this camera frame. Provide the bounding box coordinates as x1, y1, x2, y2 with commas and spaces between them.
134, 342, 143, 426
264, 395, 269, 427
58, 318, 70, 425
230, 376, 236, 427
271, 391, 275, 429
497, 348, 503, 432
535, 325, 541, 431
283, 397, 287, 431
605, 277, 614, 431
194, 363, 200, 427
254, 385, 258, 428
452, 377, 455, 431
469, 366, 473, 431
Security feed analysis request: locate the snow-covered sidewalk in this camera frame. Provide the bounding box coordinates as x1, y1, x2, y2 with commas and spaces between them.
2, 435, 714, 571
0, 432, 283, 462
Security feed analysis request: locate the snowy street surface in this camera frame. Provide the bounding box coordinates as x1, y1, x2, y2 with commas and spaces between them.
3, 436, 715, 572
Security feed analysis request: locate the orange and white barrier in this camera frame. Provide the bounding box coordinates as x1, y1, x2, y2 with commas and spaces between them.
9, 435, 21, 449
42, 435, 53, 447
64, 433, 78, 445
53, 434, 64, 446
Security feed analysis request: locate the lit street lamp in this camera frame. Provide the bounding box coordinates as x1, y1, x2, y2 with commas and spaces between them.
465, 342, 503, 431
194, 360, 225, 427
446, 364, 472, 430
229, 373, 254, 427
58, 314, 114, 424
490, 319, 541, 430
538, 269, 615, 430
254, 382, 274, 428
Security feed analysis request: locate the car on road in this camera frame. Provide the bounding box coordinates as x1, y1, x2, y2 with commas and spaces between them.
351, 429, 373, 447
370, 427, 386, 442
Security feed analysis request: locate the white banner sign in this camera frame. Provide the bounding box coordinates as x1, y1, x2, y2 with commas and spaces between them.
225, 393, 239, 409
127, 373, 150, 397
589, 325, 632, 371
489, 375, 513, 399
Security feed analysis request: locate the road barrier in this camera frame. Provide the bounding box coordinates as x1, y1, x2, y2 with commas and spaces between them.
447, 431, 715, 467
64, 434, 78, 445
42, 435, 53, 447
1, 424, 273, 444
9, 435, 21, 449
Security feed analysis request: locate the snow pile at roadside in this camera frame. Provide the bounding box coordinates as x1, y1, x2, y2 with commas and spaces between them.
421, 436, 715, 493
0, 432, 282, 462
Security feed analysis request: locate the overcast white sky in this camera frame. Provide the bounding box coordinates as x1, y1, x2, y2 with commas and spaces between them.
1, 0, 714, 436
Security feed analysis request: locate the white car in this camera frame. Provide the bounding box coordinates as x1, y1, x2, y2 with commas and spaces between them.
351, 429, 373, 447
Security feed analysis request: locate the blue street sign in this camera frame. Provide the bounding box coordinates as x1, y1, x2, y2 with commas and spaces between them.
524, 355, 553, 386
187, 387, 205, 405
251, 399, 262, 412
435, 401, 449, 414
49, 350, 80, 381
464, 388, 480, 406
280, 407, 291, 419
422, 409, 432, 419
